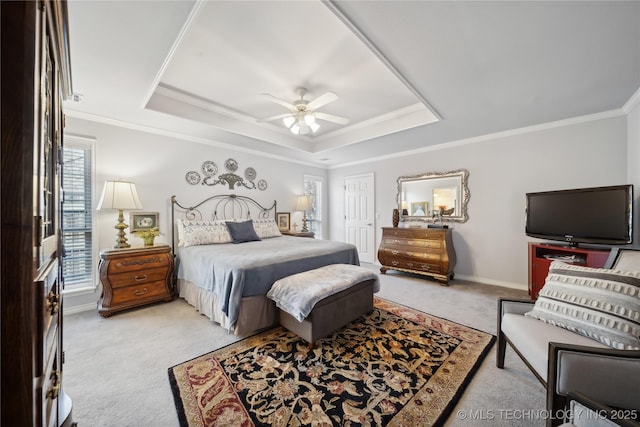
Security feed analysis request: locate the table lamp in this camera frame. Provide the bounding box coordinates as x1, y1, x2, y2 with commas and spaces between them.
97, 180, 143, 248
295, 195, 312, 233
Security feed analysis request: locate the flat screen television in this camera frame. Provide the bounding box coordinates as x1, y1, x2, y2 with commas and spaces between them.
525, 184, 633, 246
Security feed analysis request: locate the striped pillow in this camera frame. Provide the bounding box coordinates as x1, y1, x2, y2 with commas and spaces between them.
524, 261, 640, 350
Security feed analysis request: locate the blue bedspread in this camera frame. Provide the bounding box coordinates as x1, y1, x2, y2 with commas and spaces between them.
176, 235, 359, 328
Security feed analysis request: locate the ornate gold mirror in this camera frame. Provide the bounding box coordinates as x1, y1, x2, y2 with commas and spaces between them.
397, 169, 470, 223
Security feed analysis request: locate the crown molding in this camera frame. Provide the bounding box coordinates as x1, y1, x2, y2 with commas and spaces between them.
623, 86, 640, 114
64, 109, 326, 168
329, 108, 626, 169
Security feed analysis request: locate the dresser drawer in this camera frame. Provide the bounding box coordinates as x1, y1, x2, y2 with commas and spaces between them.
107, 268, 169, 289
108, 253, 170, 275
379, 255, 441, 274
382, 237, 443, 249
112, 281, 169, 302
382, 227, 445, 240
379, 246, 441, 260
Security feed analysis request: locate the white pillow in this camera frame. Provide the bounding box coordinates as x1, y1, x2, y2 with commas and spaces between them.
525, 261, 640, 350
178, 219, 232, 247
252, 218, 282, 239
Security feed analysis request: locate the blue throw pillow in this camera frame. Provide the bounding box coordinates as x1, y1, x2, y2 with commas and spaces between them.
225, 220, 261, 244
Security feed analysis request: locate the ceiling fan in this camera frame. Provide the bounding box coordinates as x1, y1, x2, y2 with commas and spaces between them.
258, 87, 350, 135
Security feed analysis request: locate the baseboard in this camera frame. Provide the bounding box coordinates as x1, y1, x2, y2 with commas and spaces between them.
63, 302, 97, 315
454, 274, 527, 292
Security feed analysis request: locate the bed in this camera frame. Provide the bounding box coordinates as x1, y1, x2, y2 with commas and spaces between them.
171, 194, 360, 335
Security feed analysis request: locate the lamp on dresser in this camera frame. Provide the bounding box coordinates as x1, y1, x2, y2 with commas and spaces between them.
295, 195, 312, 233
97, 180, 143, 248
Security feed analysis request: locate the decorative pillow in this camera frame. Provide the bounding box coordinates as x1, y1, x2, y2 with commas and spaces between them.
524, 261, 640, 350
225, 220, 261, 244
252, 218, 282, 239
179, 219, 232, 247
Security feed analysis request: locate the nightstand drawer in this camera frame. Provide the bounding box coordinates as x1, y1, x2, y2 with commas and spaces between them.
108, 253, 170, 275
108, 269, 169, 288
112, 281, 169, 302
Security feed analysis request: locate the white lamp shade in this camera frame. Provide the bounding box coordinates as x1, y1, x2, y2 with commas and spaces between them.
97, 180, 143, 210
283, 116, 295, 128
295, 195, 312, 211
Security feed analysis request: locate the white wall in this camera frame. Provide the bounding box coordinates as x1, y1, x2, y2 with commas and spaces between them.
65, 117, 327, 309
328, 115, 629, 290
627, 94, 640, 245
65, 111, 633, 310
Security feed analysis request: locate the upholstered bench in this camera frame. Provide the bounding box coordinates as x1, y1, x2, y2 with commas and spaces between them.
267, 264, 380, 347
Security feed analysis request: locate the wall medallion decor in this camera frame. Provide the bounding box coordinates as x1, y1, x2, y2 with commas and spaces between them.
184, 159, 267, 190
201, 161, 218, 177
185, 171, 201, 185
244, 167, 256, 181
224, 158, 238, 172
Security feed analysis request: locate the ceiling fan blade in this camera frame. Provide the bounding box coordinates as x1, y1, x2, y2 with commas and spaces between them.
314, 111, 350, 125
260, 93, 295, 110
307, 91, 338, 110
257, 113, 293, 123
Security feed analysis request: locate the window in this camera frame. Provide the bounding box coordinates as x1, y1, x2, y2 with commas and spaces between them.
304, 174, 323, 239
61, 136, 96, 291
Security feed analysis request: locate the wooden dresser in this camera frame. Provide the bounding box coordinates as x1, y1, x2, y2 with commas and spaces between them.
377, 227, 457, 284
98, 245, 174, 317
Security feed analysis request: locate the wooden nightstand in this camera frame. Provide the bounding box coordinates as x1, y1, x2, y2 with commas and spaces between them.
98, 244, 174, 317
282, 231, 315, 238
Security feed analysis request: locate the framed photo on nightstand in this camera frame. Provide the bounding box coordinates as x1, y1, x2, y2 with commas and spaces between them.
130, 212, 159, 232
276, 212, 290, 231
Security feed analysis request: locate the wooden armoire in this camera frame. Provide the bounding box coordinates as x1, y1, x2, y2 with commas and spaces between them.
1, 1, 74, 426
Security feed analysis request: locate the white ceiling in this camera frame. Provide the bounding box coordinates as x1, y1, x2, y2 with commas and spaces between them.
65, 1, 640, 167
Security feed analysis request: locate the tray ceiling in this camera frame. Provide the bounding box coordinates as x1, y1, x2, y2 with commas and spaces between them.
64, 1, 640, 166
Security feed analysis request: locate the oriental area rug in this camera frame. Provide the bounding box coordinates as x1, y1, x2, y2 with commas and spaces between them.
168, 298, 494, 427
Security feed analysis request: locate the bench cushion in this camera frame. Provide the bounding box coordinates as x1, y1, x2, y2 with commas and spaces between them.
267, 264, 379, 322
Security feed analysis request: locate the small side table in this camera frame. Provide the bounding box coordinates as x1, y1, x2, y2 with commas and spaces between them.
98, 244, 174, 317
282, 231, 315, 238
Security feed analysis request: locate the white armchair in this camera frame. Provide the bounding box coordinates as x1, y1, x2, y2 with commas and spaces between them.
497, 249, 640, 427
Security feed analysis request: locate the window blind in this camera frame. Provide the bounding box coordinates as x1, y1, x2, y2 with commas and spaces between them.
62, 144, 93, 287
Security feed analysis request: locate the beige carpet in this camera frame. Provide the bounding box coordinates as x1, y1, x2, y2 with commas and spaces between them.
62, 266, 545, 426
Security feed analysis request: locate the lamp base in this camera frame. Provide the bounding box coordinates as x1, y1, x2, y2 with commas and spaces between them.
114, 209, 131, 248
301, 212, 309, 233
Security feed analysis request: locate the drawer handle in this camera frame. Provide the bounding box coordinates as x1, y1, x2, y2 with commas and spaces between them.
134, 288, 148, 296
46, 290, 59, 315
134, 275, 148, 282
421, 264, 431, 271
391, 261, 400, 266
391, 250, 399, 255
391, 239, 400, 244
46, 370, 60, 400
407, 263, 414, 267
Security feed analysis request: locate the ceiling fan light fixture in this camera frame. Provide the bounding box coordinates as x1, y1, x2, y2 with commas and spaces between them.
304, 114, 316, 126
283, 116, 295, 128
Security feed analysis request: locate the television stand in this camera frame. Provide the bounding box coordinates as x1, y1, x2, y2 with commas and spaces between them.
528, 242, 611, 300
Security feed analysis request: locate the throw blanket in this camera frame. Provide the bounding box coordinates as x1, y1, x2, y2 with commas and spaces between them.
267, 264, 380, 322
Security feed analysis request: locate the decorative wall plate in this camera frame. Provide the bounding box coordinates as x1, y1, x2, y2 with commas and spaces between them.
185, 171, 201, 185
244, 167, 257, 181
257, 179, 268, 190
224, 158, 238, 172
201, 161, 218, 177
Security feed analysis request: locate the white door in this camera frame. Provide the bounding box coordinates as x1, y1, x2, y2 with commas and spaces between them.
344, 173, 375, 263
